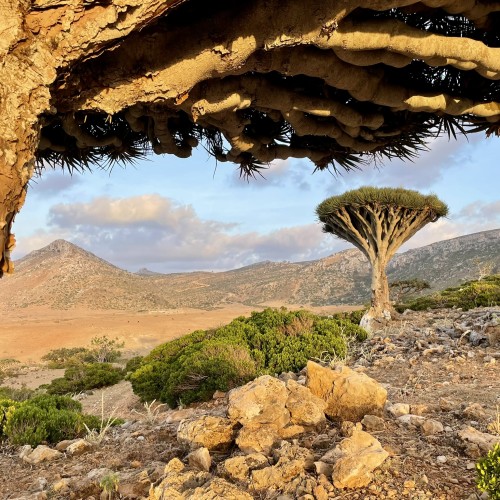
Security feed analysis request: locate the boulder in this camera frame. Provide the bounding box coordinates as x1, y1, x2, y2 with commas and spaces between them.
177, 416, 235, 452
190, 477, 253, 499
330, 430, 388, 489
221, 453, 269, 481
251, 442, 314, 491
236, 425, 280, 455
421, 419, 444, 436
228, 375, 290, 429
306, 361, 387, 422
361, 415, 386, 432
150, 459, 250, 500
387, 403, 410, 418
458, 426, 500, 455
187, 447, 211, 472
285, 379, 326, 427
66, 438, 93, 456
22, 445, 62, 464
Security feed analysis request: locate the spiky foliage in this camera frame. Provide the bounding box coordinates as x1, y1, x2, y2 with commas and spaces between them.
317, 187, 449, 219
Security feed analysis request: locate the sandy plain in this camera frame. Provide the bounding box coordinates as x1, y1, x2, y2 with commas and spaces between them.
0, 303, 359, 363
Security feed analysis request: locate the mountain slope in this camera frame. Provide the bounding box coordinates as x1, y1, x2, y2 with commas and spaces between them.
1, 230, 498, 311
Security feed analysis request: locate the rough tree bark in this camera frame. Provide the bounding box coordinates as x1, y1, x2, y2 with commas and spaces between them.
0, 0, 498, 275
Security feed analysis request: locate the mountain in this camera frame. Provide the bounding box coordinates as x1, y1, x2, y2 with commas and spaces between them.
1, 230, 498, 311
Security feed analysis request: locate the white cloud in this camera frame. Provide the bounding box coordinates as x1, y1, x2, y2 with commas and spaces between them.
28, 171, 82, 197
17, 194, 340, 272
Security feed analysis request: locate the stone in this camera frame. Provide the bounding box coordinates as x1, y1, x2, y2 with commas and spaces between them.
397, 414, 426, 428
228, 375, 290, 429
221, 453, 269, 481
410, 404, 431, 416
190, 477, 253, 499
458, 426, 500, 454
436, 455, 447, 463
421, 419, 444, 436
236, 425, 280, 455
361, 415, 385, 432
66, 438, 92, 456
187, 447, 211, 472
314, 461, 333, 476
285, 379, 326, 427
306, 361, 387, 422
22, 445, 62, 464
55, 439, 78, 452
463, 403, 487, 421
387, 403, 410, 418
252, 442, 314, 491
330, 430, 389, 489
19, 445, 32, 460
177, 416, 235, 451
52, 478, 71, 492
279, 424, 306, 439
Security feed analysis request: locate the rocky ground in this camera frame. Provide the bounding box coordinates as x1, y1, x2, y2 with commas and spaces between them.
0, 307, 499, 499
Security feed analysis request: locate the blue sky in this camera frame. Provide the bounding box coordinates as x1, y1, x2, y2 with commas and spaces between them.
14, 133, 500, 273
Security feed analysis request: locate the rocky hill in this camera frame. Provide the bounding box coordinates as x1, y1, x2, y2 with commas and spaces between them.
0, 229, 498, 311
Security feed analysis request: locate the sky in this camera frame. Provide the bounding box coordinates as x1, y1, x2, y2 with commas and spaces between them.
13, 132, 500, 273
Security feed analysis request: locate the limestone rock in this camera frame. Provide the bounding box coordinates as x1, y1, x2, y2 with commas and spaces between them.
177, 416, 235, 451
190, 477, 253, 499
228, 375, 290, 428
306, 361, 387, 422
22, 445, 62, 464
285, 379, 326, 427
387, 403, 410, 418
331, 430, 389, 489
221, 453, 269, 481
188, 447, 211, 472
252, 442, 314, 491
150, 458, 211, 498
55, 439, 78, 452
421, 419, 444, 436
361, 415, 386, 432
458, 426, 500, 454
236, 425, 280, 455
66, 438, 92, 456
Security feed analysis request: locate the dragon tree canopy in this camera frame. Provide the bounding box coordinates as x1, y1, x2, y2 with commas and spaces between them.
1, 0, 499, 274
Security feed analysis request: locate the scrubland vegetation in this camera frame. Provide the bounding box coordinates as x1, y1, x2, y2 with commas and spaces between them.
397, 275, 500, 312
129, 308, 366, 407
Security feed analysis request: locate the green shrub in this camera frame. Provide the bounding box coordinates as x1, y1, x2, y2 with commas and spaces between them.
45, 363, 124, 395
0, 385, 35, 401
2, 394, 103, 446
0, 399, 23, 438
41, 347, 90, 368
125, 356, 144, 374
476, 443, 500, 499
130, 308, 366, 406
397, 275, 500, 312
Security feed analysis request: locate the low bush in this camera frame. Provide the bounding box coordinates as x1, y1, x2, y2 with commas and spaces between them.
125, 356, 144, 374
397, 275, 500, 312
0, 385, 34, 401
0, 394, 101, 446
41, 336, 125, 368
41, 347, 90, 368
44, 363, 124, 395
476, 443, 500, 499
130, 308, 366, 407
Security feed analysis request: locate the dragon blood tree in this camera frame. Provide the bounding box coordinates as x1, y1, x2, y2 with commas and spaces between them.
0, 0, 499, 275
316, 187, 448, 332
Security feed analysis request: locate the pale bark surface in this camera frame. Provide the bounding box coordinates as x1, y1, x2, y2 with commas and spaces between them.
1, 0, 499, 274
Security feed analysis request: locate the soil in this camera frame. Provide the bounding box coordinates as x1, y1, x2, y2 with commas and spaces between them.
0, 306, 498, 499
0, 304, 356, 363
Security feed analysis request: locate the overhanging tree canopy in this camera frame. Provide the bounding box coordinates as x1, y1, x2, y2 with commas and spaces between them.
1, 0, 499, 275
317, 187, 448, 331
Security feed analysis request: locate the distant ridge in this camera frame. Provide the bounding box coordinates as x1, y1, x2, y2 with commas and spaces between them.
1, 229, 498, 311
